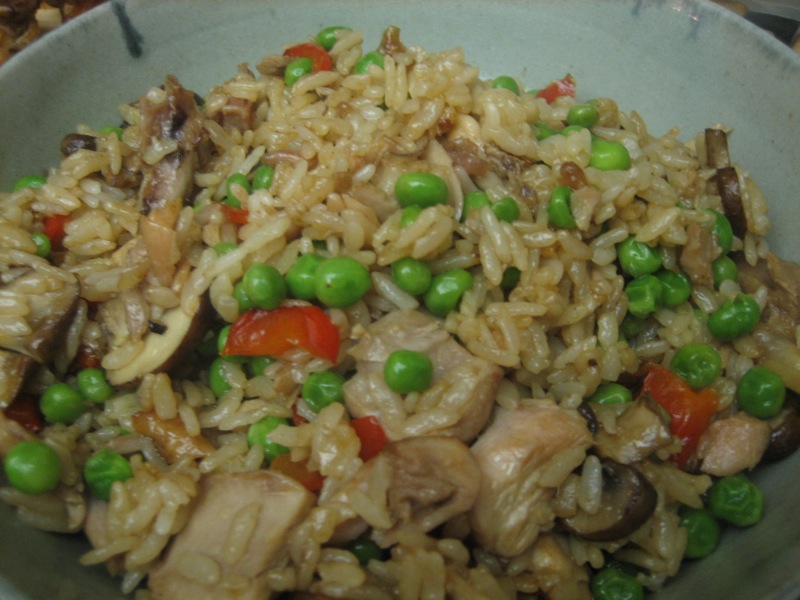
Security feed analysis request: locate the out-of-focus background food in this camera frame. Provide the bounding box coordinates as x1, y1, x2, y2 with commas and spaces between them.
1, 0, 798, 66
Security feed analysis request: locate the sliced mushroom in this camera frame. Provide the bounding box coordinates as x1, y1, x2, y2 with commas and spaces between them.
704, 128, 747, 237
130, 410, 215, 463
0, 349, 35, 409
764, 389, 800, 462
559, 458, 656, 542
105, 294, 211, 386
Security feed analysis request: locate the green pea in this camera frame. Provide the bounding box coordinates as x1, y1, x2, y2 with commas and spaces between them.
670, 343, 721, 389
589, 138, 631, 171
285, 57, 313, 86
31, 232, 51, 258
384, 349, 434, 394
391, 257, 432, 296
423, 268, 473, 317
707, 293, 760, 341
400, 205, 423, 228
566, 103, 599, 128
560, 124, 586, 136
222, 195, 241, 209
316, 25, 351, 51
624, 274, 663, 319
302, 370, 346, 413
252, 164, 275, 190
233, 281, 255, 312
40, 383, 87, 424
354, 51, 385, 75
286, 254, 325, 301
76, 368, 115, 403
247, 415, 291, 460
534, 121, 559, 141
395, 172, 449, 208
217, 326, 247, 363
492, 75, 520, 95
712, 255, 738, 289
500, 266, 521, 292
243, 263, 287, 310
708, 209, 734, 254
3, 440, 62, 495
99, 125, 124, 140
248, 356, 275, 377
314, 256, 372, 308
619, 313, 647, 339
617, 236, 663, 277
548, 185, 577, 229
655, 270, 692, 307
491, 196, 520, 222
680, 507, 720, 559
226, 172, 252, 198
589, 382, 632, 405
737, 366, 786, 419
83, 449, 133, 501
462, 191, 490, 221
590, 567, 644, 600
708, 473, 763, 527
345, 537, 383, 565
13, 175, 47, 192
209, 356, 233, 398
213, 242, 238, 256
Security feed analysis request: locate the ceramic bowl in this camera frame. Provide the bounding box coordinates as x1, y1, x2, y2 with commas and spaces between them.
1, 1, 799, 598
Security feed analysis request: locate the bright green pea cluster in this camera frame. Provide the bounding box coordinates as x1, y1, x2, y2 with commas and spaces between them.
391, 257, 432, 296
354, 51, 385, 75
315, 25, 351, 51
13, 174, 47, 192
314, 256, 371, 308
589, 138, 631, 171
617, 236, 663, 278
286, 254, 326, 300
590, 566, 644, 600
566, 103, 599, 128
492, 75, 520, 95
423, 269, 473, 316
345, 537, 383, 565
40, 383, 88, 424
31, 232, 51, 258
712, 255, 738, 289
285, 57, 313, 86
655, 269, 692, 307
243, 263, 287, 310
624, 274, 663, 319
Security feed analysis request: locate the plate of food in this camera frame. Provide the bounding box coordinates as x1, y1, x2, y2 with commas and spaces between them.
1, 1, 799, 599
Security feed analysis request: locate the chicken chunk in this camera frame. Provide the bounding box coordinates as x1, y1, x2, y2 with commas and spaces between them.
344, 310, 503, 443
469, 400, 592, 557
328, 436, 480, 547
593, 398, 674, 464
530, 534, 592, 600
697, 412, 770, 476
148, 471, 314, 600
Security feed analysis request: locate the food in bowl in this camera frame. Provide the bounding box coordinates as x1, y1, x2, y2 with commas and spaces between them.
1, 24, 798, 599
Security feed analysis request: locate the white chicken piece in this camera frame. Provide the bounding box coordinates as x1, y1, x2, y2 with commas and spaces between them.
469, 399, 592, 557
697, 412, 770, 476
593, 399, 674, 464
344, 310, 503, 443
327, 436, 481, 547
530, 533, 592, 600
148, 471, 314, 600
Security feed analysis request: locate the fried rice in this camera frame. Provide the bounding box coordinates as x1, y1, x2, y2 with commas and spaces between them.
1, 24, 799, 600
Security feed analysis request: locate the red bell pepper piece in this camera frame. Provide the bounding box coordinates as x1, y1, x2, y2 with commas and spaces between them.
351, 415, 388, 462
270, 453, 325, 493
220, 204, 250, 226
222, 305, 340, 364
43, 214, 69, 248
4, 394, 44, 433
640, 363, 718, 469
284, 42, 333, 72
535, 74, 576, 104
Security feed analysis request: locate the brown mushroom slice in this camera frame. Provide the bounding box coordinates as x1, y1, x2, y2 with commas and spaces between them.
764, 390, 800, 462
704, 128, 747, 237
105, 295, 210, 386
559, 459, 656, 542
0, 349, 35, 409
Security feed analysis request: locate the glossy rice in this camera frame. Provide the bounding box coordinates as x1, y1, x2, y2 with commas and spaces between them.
0, 25, 797, 600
